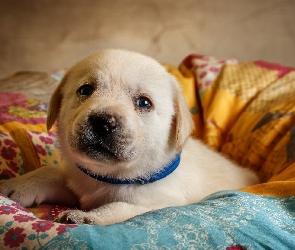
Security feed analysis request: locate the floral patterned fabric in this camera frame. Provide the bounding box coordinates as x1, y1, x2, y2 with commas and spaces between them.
0, 194, 77, 249
1, 57, 295, 249
2, 190, 295, 249
0, 92, 60, 179
43, 191, 295, 250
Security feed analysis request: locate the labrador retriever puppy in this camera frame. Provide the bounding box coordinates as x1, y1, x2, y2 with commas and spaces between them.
0, 49, 259, 225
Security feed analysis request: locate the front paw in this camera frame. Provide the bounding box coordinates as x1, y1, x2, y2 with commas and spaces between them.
55, 210, 97, 225
0, 179, 37, 207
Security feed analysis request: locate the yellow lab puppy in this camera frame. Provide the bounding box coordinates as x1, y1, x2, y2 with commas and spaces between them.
0, 50, 259, 225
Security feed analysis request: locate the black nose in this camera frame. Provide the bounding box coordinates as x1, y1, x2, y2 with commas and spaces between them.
89, 113, 117, 136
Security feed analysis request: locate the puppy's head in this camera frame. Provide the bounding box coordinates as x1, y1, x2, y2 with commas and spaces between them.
47, 50, 194, 177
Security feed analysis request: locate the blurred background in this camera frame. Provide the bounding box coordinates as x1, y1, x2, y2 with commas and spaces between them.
0, 0, 294, 78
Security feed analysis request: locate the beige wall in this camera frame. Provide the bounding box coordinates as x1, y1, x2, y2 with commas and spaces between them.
0, 0, 294, 78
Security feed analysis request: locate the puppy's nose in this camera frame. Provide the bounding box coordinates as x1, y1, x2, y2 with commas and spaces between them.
89, 113, 117, 135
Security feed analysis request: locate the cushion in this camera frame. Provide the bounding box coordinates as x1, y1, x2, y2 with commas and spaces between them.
1, 55, 295, 249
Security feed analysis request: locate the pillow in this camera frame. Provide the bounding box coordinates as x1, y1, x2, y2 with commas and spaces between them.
166, 55, 295, 196
1, 56, 295, 249
0, 92, 60, 179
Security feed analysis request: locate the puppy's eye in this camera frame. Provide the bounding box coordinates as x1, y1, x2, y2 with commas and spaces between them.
77, 84, 94, 96
135, 96, 152, 110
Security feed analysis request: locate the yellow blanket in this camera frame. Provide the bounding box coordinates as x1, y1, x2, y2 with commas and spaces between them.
2, 58, 295, 249
165, 54, 295, 197
1, 57, 295, 198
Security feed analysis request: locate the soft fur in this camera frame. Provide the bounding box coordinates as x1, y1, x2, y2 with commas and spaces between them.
0, 50, 259, 225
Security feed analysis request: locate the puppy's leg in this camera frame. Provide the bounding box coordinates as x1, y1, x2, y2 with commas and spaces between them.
56, 202, 151, 225
0, 166, 78, 207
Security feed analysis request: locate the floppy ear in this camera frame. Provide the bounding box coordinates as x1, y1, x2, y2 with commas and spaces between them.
47, 74, 68, 131
173, 80, 195, 151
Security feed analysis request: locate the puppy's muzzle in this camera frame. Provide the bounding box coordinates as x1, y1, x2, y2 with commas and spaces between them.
71, 110, 137, 162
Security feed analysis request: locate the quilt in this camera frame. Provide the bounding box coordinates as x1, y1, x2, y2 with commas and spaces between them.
0, 55, 295, 249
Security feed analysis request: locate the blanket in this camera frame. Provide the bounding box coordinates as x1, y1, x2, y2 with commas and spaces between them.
0, 55, 295, 249
167, 55, 295, 193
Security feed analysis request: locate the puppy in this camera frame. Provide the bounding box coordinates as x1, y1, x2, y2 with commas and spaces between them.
0, 50, 259, 225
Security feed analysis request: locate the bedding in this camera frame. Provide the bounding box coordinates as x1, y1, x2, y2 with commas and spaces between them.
0, 55, 295, 249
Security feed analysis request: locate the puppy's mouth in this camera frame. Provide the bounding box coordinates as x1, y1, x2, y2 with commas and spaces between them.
73, 140, 136, 162
69, 120, 138, 162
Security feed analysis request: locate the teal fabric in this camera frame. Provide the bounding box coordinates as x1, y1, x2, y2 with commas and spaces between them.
42, 191, 295, 249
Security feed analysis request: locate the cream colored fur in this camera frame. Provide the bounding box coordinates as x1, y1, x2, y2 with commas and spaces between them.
0, 50, 259, 225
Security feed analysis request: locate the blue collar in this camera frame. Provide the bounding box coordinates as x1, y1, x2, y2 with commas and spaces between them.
75, 152, 181, 185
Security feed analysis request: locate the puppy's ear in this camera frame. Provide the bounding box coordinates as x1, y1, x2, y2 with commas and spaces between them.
173, 79, 195, 151
47, 74, 68, 131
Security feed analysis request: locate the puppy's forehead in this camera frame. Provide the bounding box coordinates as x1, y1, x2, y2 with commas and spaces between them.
69, 50, 171, 90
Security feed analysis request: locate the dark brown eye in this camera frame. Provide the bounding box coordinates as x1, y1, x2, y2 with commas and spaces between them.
135, 96, 152, 109
77, 84, 94, 96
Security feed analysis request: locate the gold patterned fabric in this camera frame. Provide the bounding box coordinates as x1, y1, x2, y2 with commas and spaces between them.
166, 55, 295, 197
1, 58, 295, 249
